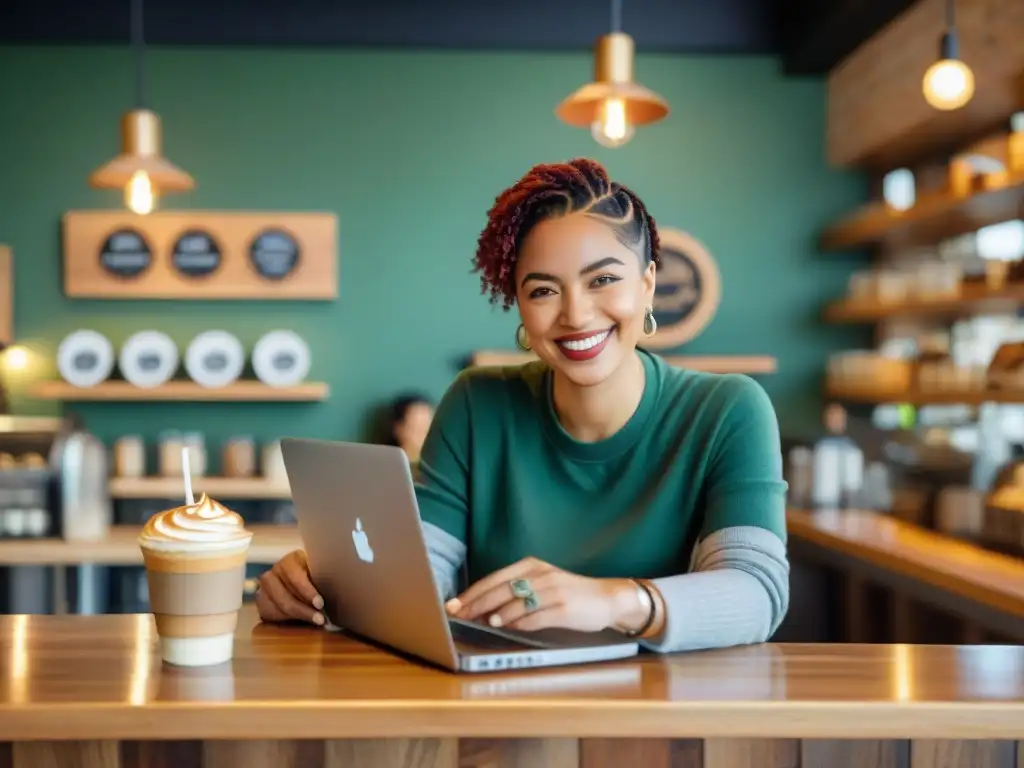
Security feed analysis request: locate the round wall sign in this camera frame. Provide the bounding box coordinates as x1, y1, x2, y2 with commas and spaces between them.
99, 229, 153, 279
171, 230, 222, 278
249, 229, 300, 281
641, 227, 721, 350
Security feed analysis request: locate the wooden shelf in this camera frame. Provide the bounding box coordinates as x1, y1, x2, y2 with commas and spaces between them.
109, 476, 291, 500
826, 383, 1024, 405
31, 380, 329, 402
823, 283, 1024, 323
0, 416, 65, 434
0, 524, 300, 566
818, 167, 1024, 252
471, 351, 777, 375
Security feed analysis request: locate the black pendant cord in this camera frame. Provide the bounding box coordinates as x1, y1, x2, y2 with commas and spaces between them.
132, 0, 147, 109
610, 0, 623, 33
939, 0, 959, 60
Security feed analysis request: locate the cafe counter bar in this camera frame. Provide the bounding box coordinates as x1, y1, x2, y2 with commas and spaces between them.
0, 607, 1023, 768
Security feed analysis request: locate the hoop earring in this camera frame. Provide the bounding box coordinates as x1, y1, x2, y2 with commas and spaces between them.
643, 308, 657, 337
515, 324, 531, 351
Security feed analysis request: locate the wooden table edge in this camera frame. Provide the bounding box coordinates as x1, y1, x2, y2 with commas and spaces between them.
1, 700, 1023, 741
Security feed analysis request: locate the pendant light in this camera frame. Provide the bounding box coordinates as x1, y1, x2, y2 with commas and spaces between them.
556, 0, 669, 148
89, 0, 194, 214
921, 0, 975, 111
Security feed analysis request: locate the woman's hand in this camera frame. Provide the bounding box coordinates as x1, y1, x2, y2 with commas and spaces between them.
255, 549, 326, 626
445, 556, 643, 633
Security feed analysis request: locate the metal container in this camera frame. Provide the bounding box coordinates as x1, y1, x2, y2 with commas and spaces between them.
51, 428, 112, 542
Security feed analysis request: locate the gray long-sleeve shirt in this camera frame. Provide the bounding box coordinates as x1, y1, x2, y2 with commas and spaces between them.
425, 520, 789, 654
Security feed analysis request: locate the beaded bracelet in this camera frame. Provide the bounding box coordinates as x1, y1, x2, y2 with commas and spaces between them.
622, 577, 658, 638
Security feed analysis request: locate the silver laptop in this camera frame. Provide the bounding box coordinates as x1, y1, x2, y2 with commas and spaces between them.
280, 438, 640, 673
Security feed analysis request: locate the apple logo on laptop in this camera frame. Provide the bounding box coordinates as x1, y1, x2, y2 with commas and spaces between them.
352, 518, 374, 563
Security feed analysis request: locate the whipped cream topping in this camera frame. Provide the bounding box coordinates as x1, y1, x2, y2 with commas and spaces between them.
140, 493, 251, 545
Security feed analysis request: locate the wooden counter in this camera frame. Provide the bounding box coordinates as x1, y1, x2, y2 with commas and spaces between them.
1, 607, 1023, 768
787, 509, 1024, 642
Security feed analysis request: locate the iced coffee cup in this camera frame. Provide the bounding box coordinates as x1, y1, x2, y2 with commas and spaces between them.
138, 493, 253, 667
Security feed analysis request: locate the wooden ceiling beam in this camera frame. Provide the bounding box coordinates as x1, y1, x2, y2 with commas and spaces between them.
826, 0, 1024, 171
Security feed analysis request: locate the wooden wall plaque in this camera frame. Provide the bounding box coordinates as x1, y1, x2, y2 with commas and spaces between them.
62, 210, 338, 300
641, 227, 721, 350
0, 245, 11, 345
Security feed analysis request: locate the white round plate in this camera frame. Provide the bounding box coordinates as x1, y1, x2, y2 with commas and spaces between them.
185, 331, 245, 389
56, 330, 115, 388
119, 331, 180, 389
251, 330, 311, 388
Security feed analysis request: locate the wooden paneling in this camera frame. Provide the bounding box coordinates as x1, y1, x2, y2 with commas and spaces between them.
11, 741, 120, 768
458, 738, 578, 768
909, 740, 1017, 768
704, 738, 799, 768
579, 739, 671, 768
120, 741, 203, 768
7, 739, 1022, 768
802, 740, 909, 768
827, 0, 1024, 170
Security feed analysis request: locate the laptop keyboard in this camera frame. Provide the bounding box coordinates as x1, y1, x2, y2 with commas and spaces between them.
449, 620, 529, 651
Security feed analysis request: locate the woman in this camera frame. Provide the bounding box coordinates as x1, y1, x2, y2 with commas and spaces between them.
256, 158, 789, 653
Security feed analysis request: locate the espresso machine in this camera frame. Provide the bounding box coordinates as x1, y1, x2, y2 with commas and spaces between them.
0, 414, 112, 613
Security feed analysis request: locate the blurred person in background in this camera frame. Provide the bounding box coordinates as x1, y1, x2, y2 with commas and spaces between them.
385, 392, 435, 477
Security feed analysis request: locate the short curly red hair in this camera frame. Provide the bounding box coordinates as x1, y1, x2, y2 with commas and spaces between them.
472, 158, 660, 310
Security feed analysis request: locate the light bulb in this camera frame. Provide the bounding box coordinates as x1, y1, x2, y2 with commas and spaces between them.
590, 97, 635, 148
125, 169, 157, 215
922, 58, 975, 111
1, 345, 29, 371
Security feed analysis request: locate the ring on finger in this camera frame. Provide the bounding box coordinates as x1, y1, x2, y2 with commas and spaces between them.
509, 578, 533, 599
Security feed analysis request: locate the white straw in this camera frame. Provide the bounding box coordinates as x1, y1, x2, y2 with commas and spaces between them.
182, 446, 195, 505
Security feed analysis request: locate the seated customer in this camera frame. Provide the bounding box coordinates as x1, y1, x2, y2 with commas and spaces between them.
383, 392, 435, 478
256, 158, 789, 653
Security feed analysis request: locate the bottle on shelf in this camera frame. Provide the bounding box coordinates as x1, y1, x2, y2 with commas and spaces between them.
811, 404, 865, 509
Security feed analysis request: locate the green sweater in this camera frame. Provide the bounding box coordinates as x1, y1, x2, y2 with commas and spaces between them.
417, 349, 787, 587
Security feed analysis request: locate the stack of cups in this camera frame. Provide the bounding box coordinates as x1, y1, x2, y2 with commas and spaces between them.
138, 448, 254, 667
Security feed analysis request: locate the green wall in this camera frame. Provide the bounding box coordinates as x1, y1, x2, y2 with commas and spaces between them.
0, 46, 867, 456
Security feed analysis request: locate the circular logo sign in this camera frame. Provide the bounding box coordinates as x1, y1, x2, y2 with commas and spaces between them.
249, 229, 301, 281
99, 229, 153, 279
171, 230, 222, 279
641, 227, 721, 350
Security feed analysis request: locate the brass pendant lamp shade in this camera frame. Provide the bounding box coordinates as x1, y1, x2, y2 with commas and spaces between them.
89, 0, 193, 214
89, 109, 194, 192
556, 32, 669, 130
